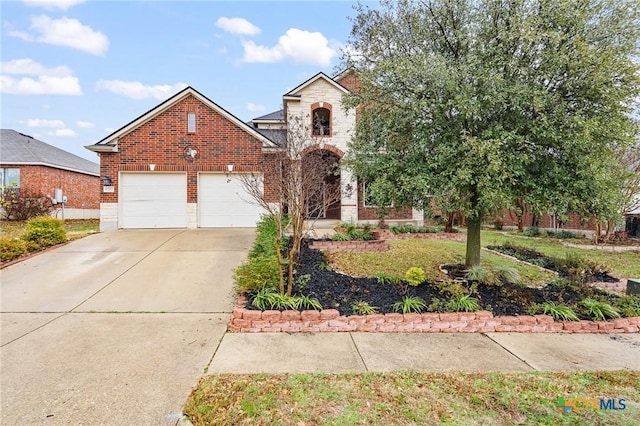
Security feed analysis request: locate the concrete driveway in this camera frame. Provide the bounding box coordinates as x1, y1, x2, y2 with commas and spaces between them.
0, 229, 254, 425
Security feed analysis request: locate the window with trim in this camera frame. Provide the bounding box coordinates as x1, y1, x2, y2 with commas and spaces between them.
187, 112, 196, 133
0, 168, 20, 189
312, 108, 330, 136
362, 181, 392, 208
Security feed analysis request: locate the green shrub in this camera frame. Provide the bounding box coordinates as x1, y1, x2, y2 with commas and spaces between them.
390, 224, 438, 234
530, 302, 579, 321
465, 265, 496, 285
251, 288, 322, 311
351, 301, 378, 315
294, 295, 323, 311
331, 232, 350, 241
524, 226, 541, 237
21, 216, 66, 249
435, 281, 468, 298
579, 298, 620, 321
0, 237, 27, 262
393, 296, 427, 313
404, 267, 426, 286
495, 267, 521, 285
249, 215, 289, 259
446, 294, 480, 312
613, 296, 640, 318
234, 255, 280, 293
375, 271, 403, 285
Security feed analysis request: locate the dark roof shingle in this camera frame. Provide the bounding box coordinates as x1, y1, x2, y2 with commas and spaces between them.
1, 129, 99, 176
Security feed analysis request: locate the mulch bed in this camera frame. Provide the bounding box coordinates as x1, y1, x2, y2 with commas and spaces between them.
244, 240, 625, 320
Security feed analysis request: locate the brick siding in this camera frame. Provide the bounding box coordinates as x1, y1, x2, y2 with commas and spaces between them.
4, 164, 99, 209
99, 94, 273, 204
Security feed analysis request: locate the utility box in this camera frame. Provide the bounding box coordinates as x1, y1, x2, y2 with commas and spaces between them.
627, 278, 640, 296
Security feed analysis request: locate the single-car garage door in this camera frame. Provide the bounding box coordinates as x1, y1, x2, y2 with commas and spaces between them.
199, 173, 263, 227
120, 173, 187, 228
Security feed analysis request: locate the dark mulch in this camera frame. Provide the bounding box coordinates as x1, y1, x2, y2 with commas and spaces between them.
486, 245, 619, 283
245, 240, 620, 319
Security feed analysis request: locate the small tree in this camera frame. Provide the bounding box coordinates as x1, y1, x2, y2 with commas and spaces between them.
240, 115, 344, 295
0, 186, 54, 221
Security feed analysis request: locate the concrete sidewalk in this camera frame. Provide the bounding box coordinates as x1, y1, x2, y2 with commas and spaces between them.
209, 332, 640, 374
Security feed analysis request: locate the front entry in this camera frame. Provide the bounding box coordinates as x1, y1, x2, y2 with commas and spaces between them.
303, 149, 341, 220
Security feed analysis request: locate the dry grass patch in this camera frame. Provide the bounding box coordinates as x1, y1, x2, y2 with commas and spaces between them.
184, 370, 640, 425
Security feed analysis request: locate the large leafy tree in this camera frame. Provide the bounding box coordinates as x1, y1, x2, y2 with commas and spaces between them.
343, 0, 640, 265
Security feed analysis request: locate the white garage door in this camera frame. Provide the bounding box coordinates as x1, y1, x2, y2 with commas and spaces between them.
199, 174, 263, 227
120, 173, 187, 228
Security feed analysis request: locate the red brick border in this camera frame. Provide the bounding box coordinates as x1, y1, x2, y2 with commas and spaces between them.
371, 229, 466, 242
309, 240, 388, 252
229, 296, 640, 333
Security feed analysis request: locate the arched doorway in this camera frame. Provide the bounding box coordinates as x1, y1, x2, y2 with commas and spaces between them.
302, 149, 341, 220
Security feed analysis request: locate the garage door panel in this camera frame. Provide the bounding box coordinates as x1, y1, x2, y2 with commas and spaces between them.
199, 174, 263, 227
120, 173, 187, 229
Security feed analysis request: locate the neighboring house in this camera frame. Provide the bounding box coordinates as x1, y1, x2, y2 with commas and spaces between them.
1, 129, 100, 219
87, 72, 422, 230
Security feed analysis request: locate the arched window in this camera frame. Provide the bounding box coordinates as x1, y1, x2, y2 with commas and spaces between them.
312, 108, 330, 136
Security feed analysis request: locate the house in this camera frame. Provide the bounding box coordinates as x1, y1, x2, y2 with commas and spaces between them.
87, 72, 422, 230
1, 129, 100, 219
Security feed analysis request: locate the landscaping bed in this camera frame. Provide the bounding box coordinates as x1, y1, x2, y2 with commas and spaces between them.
233, 241, 640, 332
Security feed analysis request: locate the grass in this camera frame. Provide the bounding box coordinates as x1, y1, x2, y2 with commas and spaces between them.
483, 230, 640, 278
184, 370, 640, 425
0, 219, 99, 240
329, 238, 557, 287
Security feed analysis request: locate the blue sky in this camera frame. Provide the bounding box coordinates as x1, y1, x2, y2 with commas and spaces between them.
1, 0, 363, 162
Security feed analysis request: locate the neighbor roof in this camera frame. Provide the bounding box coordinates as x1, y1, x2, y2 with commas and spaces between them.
1, 129, 99, 176
86, 86, 277, 152
252, 109, 284, 122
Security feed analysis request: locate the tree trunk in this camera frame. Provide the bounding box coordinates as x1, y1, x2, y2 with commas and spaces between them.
515, 198, 525, 233
465, 215, 482, 267
444, 212, 455, 233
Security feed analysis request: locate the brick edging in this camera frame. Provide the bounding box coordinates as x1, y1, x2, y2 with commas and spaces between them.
229, 296, 640, 333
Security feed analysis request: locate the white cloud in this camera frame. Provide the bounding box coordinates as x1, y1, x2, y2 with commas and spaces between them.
24, 118, 65, 128
0, 58, 82, 95
104, 127, 115, 133
76, 120, 95, 128
50, 128, 75, 136
1, 58, 73, 77
23, 0, 85, 10
216, 17, 260, 36
95, 80, 188, 100
246, 103, 265, 112
9, 15, 109, 55
242, 28, 337, 66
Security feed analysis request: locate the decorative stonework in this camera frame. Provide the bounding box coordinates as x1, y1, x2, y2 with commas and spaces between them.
229, 296, 640, 334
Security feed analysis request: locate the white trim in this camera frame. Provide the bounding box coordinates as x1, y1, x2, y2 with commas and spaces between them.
285, 72, 350, 97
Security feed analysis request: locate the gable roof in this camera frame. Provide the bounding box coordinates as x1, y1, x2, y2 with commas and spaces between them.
1, 129, 99, 176
284, 72, 351, 99
86, 86, 277, 152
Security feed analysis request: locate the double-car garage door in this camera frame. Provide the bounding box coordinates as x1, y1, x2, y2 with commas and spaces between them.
119, 173, 262, 228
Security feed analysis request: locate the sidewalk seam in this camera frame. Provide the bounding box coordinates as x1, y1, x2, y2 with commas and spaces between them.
482, 333, 537, 371
349, 333, 369, 372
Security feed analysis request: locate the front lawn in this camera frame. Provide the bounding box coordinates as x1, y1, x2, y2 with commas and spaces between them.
185, 370, 640, 425
329, 238, 557, 287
